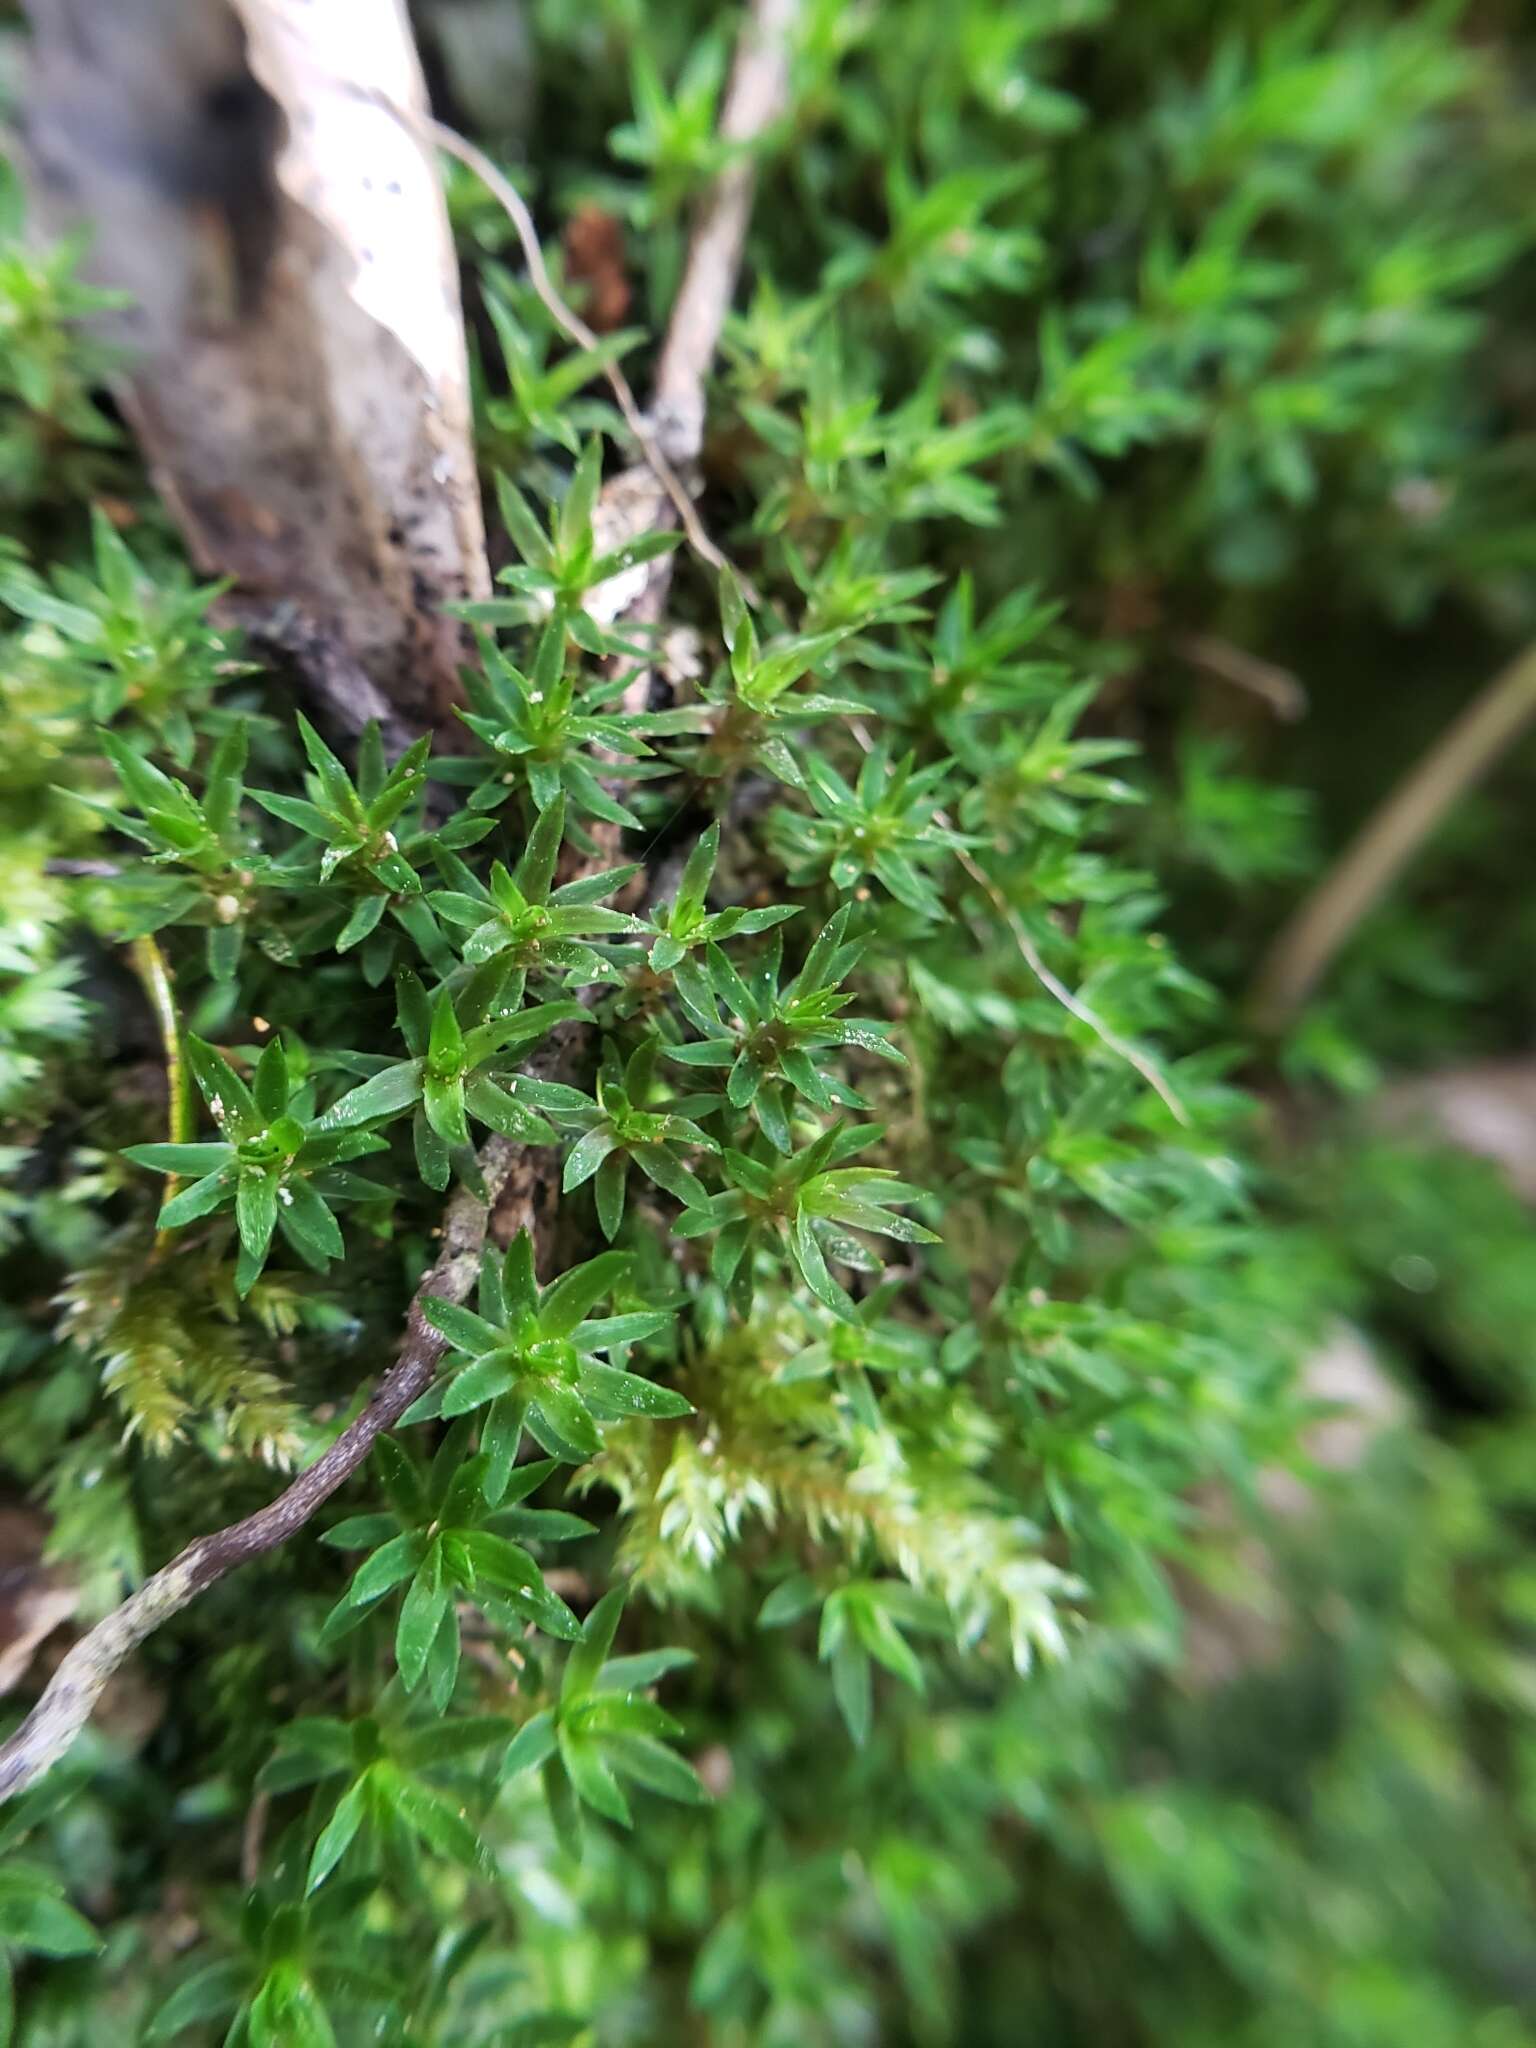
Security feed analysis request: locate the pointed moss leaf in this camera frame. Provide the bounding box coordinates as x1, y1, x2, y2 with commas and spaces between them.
604, 1732, 708, 1805
0, 1881, 98, 1957
279, 1178, 343, 1262
383, 1765, 483, 1868
422, 1070, 470, 1148
572, 1311, 675, 1353
121, 1142, 231, 1175
321, 1514, 397, 1552
397, 1546, 449, 1691
503, 1710, 558, 1779
562, 1585, 626, 1704
336, 894, 388, 952
562, 1126, 618, 1191
576, 1364, 692, 1419
792, 1211, 857, 1321
594, 1151, 626, 1240
252, 1038, 290, 1119
595, 1647, 695, 1690
145, 1959, 246, 2040
504, 1230, 538, 1312
538, 1251, 631, 1339
348, 1532, 426, 1607
423, 1299, 506, 1357
154, 1166, 237, 1229
557, 1729, 631, 1826
830, 1636, 872, 1747
305, 1778, 368, 1894
528, 1384, 601, 1459
185, 1035, 258, 1133
759, 1575, 822, 1628
374, 1434, 425, 1519
456, 1529, 541, 1595
425, 1602, 462, 1713
464, 1076, 556, 1144
319, 1062, 421, 1131
235, 1170, 278, 1267
442, 1354, 521, 1417
414, 1107, 452, 1191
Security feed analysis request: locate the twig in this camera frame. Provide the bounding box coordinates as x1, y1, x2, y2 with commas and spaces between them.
1174, 633, 1307, 724
358, 77, 733, 579
1249, 640, 1536, 1034
420, 119, 733, 584
479, 0, 800, 792
0, 1137, 521, 1804
586, 0, 798, 707
504, 0, 798, 633
240, 1788, 270, 1888
651, 0, 799, 467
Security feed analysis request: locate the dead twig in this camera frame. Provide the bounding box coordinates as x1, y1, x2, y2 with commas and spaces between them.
240, 1788, 271, 1889
420, 118, 734, 585
127, 935, 192, 1245
0, 1137, 522, 1803
652, 0, 798, 466
1174, 633, 1307, 724
428, 0, 799, 631
1249, 641, 1536, 1034
959, 854, 1188, 1127
585, 0, 798, 720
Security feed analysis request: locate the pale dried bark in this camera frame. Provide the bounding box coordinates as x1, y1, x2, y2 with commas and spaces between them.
21, 0, 489, 734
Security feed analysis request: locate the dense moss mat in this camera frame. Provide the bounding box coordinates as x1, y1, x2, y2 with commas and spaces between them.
1, 2, 1535, 2041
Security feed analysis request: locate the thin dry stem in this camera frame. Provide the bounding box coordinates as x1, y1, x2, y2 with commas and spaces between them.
128, 934, 190, 1240
1249, 641, 1536, 1033
422, 119, 733, 583
960, 848, 1189, 1126
577, 0, 802, 632
652, 0, 799, 464
1175, 633, 1307, 724
846, 718, 1187, 1124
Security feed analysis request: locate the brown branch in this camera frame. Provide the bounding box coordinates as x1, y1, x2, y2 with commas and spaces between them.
240, 1788, 271, 1889
1249, 641, 1536, 1034
0, 0, 799, 1805
0, 1137, 519, 1803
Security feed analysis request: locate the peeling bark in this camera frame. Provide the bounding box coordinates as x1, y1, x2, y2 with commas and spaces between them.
21, 0, 489, 734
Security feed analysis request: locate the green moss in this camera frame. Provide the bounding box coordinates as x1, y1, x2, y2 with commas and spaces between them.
1, 1, 1535, 2041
